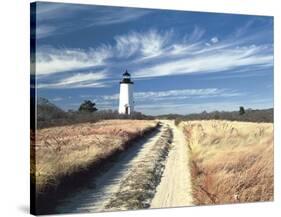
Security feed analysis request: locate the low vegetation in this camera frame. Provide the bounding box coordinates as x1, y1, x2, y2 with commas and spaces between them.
36, 97, 153, 129
31, 120, 158, 195
182, 120, 273, 205
160, 108, 273, 123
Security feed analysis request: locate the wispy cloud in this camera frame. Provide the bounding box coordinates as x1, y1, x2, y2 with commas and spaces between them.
89, 8, 150, 26
38, 71, 108, 88
35, 3, 150, 39
188, 26, 205, 42
115, 29, 172, 59
35, 3, 87, 38
36, 25, 58, 39
133, 42, 273, 78
136, 99, 272, 115
36, 46, 112, 75
134, 88, 241, 101
36, 3, 70, 21
235, 19, 256, 38
210, 37, 219, 44
36, 26, 273, 88
36, 29, 171, 75
100, 88, 241, 102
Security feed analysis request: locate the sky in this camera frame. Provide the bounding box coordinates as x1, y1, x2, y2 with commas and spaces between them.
32, 2, 274, 115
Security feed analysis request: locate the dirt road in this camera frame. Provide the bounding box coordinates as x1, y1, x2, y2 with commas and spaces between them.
56, 121, 192, 213
150, 121, 193, 208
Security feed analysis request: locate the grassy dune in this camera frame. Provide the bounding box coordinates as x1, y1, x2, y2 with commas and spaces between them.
182, 120, 273, 205
31, 120, 158, 194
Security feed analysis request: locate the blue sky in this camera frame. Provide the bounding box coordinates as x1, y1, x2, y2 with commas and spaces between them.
33, 2, 273, 115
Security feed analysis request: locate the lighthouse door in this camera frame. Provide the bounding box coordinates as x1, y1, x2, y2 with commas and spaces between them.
125, 105, 129, 115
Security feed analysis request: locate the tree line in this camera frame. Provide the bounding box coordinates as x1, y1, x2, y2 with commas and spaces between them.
36, 97, 273, 129
36, 98, 153, 129
159, 107, 273, 124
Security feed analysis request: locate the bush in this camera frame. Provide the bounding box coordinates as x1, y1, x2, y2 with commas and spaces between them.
78, 100, 98, 113
175, 118, 181, 126
239, 106, 245, 115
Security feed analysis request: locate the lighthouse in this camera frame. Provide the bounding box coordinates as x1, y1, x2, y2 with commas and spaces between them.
119, 70, 134, 115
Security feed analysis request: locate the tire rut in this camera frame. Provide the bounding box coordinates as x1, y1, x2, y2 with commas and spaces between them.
55, 124, 170, 213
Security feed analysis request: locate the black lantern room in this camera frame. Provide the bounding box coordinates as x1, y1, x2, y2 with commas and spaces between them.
120, 70, 134, 84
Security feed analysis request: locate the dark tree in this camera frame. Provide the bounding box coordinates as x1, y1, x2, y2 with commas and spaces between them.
78, 100, 98, 113
239, 106, 245, 115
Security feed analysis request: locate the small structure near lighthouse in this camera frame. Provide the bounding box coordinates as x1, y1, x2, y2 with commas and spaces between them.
119, 70, 134, 115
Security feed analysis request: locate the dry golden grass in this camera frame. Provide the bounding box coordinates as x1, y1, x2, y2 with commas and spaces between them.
31, 120, 158, 194
182, 120, 273, 205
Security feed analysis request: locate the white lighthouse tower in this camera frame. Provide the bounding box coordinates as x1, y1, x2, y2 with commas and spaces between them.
119, 70, 134, 115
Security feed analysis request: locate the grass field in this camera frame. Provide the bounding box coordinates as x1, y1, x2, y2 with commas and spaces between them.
31, 120, 158, 194
182, 120, 273, 205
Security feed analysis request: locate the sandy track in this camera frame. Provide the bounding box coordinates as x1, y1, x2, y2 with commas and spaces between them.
56, 121, 193, 213
56, 125, 166, 213
150, 121, 193, 208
